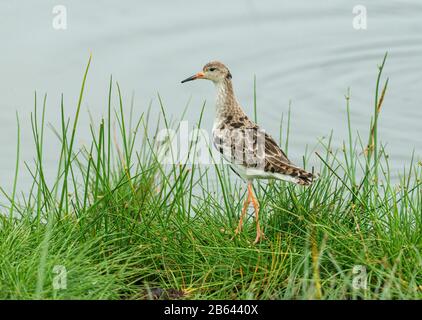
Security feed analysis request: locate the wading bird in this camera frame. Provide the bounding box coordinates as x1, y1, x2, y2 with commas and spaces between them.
181, 61, 316, 244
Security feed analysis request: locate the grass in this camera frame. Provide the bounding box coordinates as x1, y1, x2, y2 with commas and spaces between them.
0, 54, 421, 300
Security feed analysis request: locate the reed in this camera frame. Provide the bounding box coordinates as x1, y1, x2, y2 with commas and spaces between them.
0, 55, 421, 299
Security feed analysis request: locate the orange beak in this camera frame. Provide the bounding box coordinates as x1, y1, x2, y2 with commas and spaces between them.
181, 72, 205, 83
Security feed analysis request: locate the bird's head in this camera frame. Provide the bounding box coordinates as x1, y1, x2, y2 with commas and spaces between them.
181, 61, 232, 84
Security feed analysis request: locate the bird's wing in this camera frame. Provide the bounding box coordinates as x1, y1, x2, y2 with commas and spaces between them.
263, 132, 291, 165
213, 123, 290, 168
212, 123, 316, 185
263, 132, 316, 185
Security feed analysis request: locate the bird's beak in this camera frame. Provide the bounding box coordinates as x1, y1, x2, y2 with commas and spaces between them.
181, 72, 205, 83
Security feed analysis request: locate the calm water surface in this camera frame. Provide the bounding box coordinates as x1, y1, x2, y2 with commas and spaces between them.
1, 0, 421, 196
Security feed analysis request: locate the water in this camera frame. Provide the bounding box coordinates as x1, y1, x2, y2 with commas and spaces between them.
1, 0, 421, 196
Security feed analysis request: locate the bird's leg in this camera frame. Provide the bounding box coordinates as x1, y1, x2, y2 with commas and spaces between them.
234, 186, 251, 235
248, 183, 264, 244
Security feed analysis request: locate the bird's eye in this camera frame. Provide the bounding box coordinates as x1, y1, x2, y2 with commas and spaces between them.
209, 68, 216, 72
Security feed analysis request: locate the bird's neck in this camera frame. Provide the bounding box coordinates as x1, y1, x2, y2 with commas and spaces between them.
214, 79, 242, 120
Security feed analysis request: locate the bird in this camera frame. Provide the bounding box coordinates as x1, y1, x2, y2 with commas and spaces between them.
181, 61, 317, 244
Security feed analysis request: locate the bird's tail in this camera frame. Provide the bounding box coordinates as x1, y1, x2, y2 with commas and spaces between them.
293, 167, 319, 186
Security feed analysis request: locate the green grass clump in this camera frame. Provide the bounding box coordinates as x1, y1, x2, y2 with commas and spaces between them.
0, 54, 421, 299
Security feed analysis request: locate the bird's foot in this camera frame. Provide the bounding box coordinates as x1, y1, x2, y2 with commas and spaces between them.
231, 226, 242, 240
253, 228, 265, 244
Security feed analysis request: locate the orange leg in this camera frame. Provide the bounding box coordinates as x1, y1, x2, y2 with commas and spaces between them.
248, 183, 264, 244
234, 186, 251, 235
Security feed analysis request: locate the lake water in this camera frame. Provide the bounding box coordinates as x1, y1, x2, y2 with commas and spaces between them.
1, 0, 421, 197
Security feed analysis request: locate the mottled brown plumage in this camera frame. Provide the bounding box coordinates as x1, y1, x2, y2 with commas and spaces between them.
181, 61, 317, 243
203, 60, 316, 186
